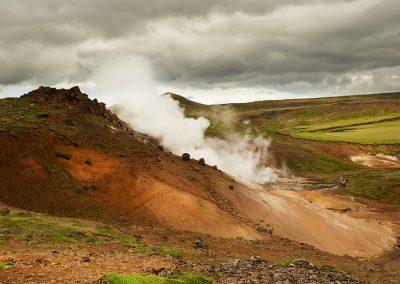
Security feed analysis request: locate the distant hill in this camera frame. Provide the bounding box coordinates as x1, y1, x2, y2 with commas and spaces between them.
172, 92, 400, 204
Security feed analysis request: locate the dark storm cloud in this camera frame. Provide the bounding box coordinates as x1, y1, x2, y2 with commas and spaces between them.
1, 0, 400, 94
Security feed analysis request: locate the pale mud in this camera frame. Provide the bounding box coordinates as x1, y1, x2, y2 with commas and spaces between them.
350, 153, 400, 168
255, 188, 397, 257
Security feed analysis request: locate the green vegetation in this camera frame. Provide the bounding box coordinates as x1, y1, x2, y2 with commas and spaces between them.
160, 246, 181, 258
134, 243, 154, 254
0, 262, 10, 269
174, 94, 400, 204
0, 211, 153, 249
293, 120, 400, 144
275, 259, 295, 267
102, 273, 212, 284
96, 227, 136, 245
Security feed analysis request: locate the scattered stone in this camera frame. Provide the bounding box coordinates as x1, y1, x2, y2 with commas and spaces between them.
36, 113, 49, 118
338, 176, 347, 188
17, 211, 32, 217
395, 235, 400, 249
204, 257, 364, 284
0, 208, 10, 216
157, 145, 164, 151
84, 159, 92, 166
90, 183, 99, 191
198, 158, 205, 165
10, 132, 17, 139
340, 207, 352, 213
55, 152, 72, 160
213, 165, 218, 170
65, 119, 75, 126
181, 153, 190, 161
228, 184, 235, 190
81, 256, 90, 263
152, 267, 173, 276
193, 238, 208, 249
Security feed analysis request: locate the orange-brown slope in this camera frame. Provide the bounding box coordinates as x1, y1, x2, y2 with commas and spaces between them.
0, 86, 260, 239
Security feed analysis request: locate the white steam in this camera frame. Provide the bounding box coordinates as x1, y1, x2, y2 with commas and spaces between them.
90, 57, 276, 184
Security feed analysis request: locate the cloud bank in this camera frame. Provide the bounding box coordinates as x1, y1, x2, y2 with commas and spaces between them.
1, 0, 400, 101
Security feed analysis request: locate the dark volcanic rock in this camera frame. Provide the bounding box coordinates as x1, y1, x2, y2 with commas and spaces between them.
204, 257, 365, 284
193, 238, 208, 249
181, 153, 190, 161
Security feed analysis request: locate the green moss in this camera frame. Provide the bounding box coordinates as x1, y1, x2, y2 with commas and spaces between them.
160, 246, 181, 258
102, 273, 212, 284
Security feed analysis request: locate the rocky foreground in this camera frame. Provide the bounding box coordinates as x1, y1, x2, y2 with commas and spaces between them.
203, 257, 365, 284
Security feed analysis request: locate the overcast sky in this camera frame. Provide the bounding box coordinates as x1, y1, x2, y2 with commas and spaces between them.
1, 0, 400, 103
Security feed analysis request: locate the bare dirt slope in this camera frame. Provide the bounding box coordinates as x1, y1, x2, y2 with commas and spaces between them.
0, 86, 259, 240
0, 87, 399, 283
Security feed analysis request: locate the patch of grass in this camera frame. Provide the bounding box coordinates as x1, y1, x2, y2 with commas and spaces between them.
102, 273, 212, 284
341, 169, 400, 204
133, 244, 154, 254
96, 227, 136, 245
292, 252, 303, 258
0, 262, 10, 269
0, 212, 147, 246
293, 120, 400, 144
275, 258, 295, 267
0, 213, 89, 243
160, 246, 181, 258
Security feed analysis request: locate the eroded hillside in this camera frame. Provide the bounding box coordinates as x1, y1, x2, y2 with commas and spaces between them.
0, 87, 399, 283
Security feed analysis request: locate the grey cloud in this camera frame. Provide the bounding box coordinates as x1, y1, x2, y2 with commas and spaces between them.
1, 0, 400, 95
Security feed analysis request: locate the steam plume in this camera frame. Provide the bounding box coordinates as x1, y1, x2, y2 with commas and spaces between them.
90, 57, 276, 184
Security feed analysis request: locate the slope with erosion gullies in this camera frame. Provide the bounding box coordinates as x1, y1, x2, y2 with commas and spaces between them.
0, 87, 398, 260
173, 92, 400, 205
0, 86, 260, 239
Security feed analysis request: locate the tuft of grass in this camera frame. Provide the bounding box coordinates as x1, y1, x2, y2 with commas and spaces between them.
160, 246, 181, 258
275, 259, 295, 267
102, 273, 212, 284
96, 227, 136, 245
0, 262, 10, 269
133, 244, 153, 254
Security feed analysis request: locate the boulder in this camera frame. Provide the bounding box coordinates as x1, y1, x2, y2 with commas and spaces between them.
181, 153, 190, 161
193, 238, 208, 249
0, 208, 10, 216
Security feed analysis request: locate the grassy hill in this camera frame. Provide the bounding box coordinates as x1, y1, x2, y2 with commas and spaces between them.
172, 92, 400, 204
